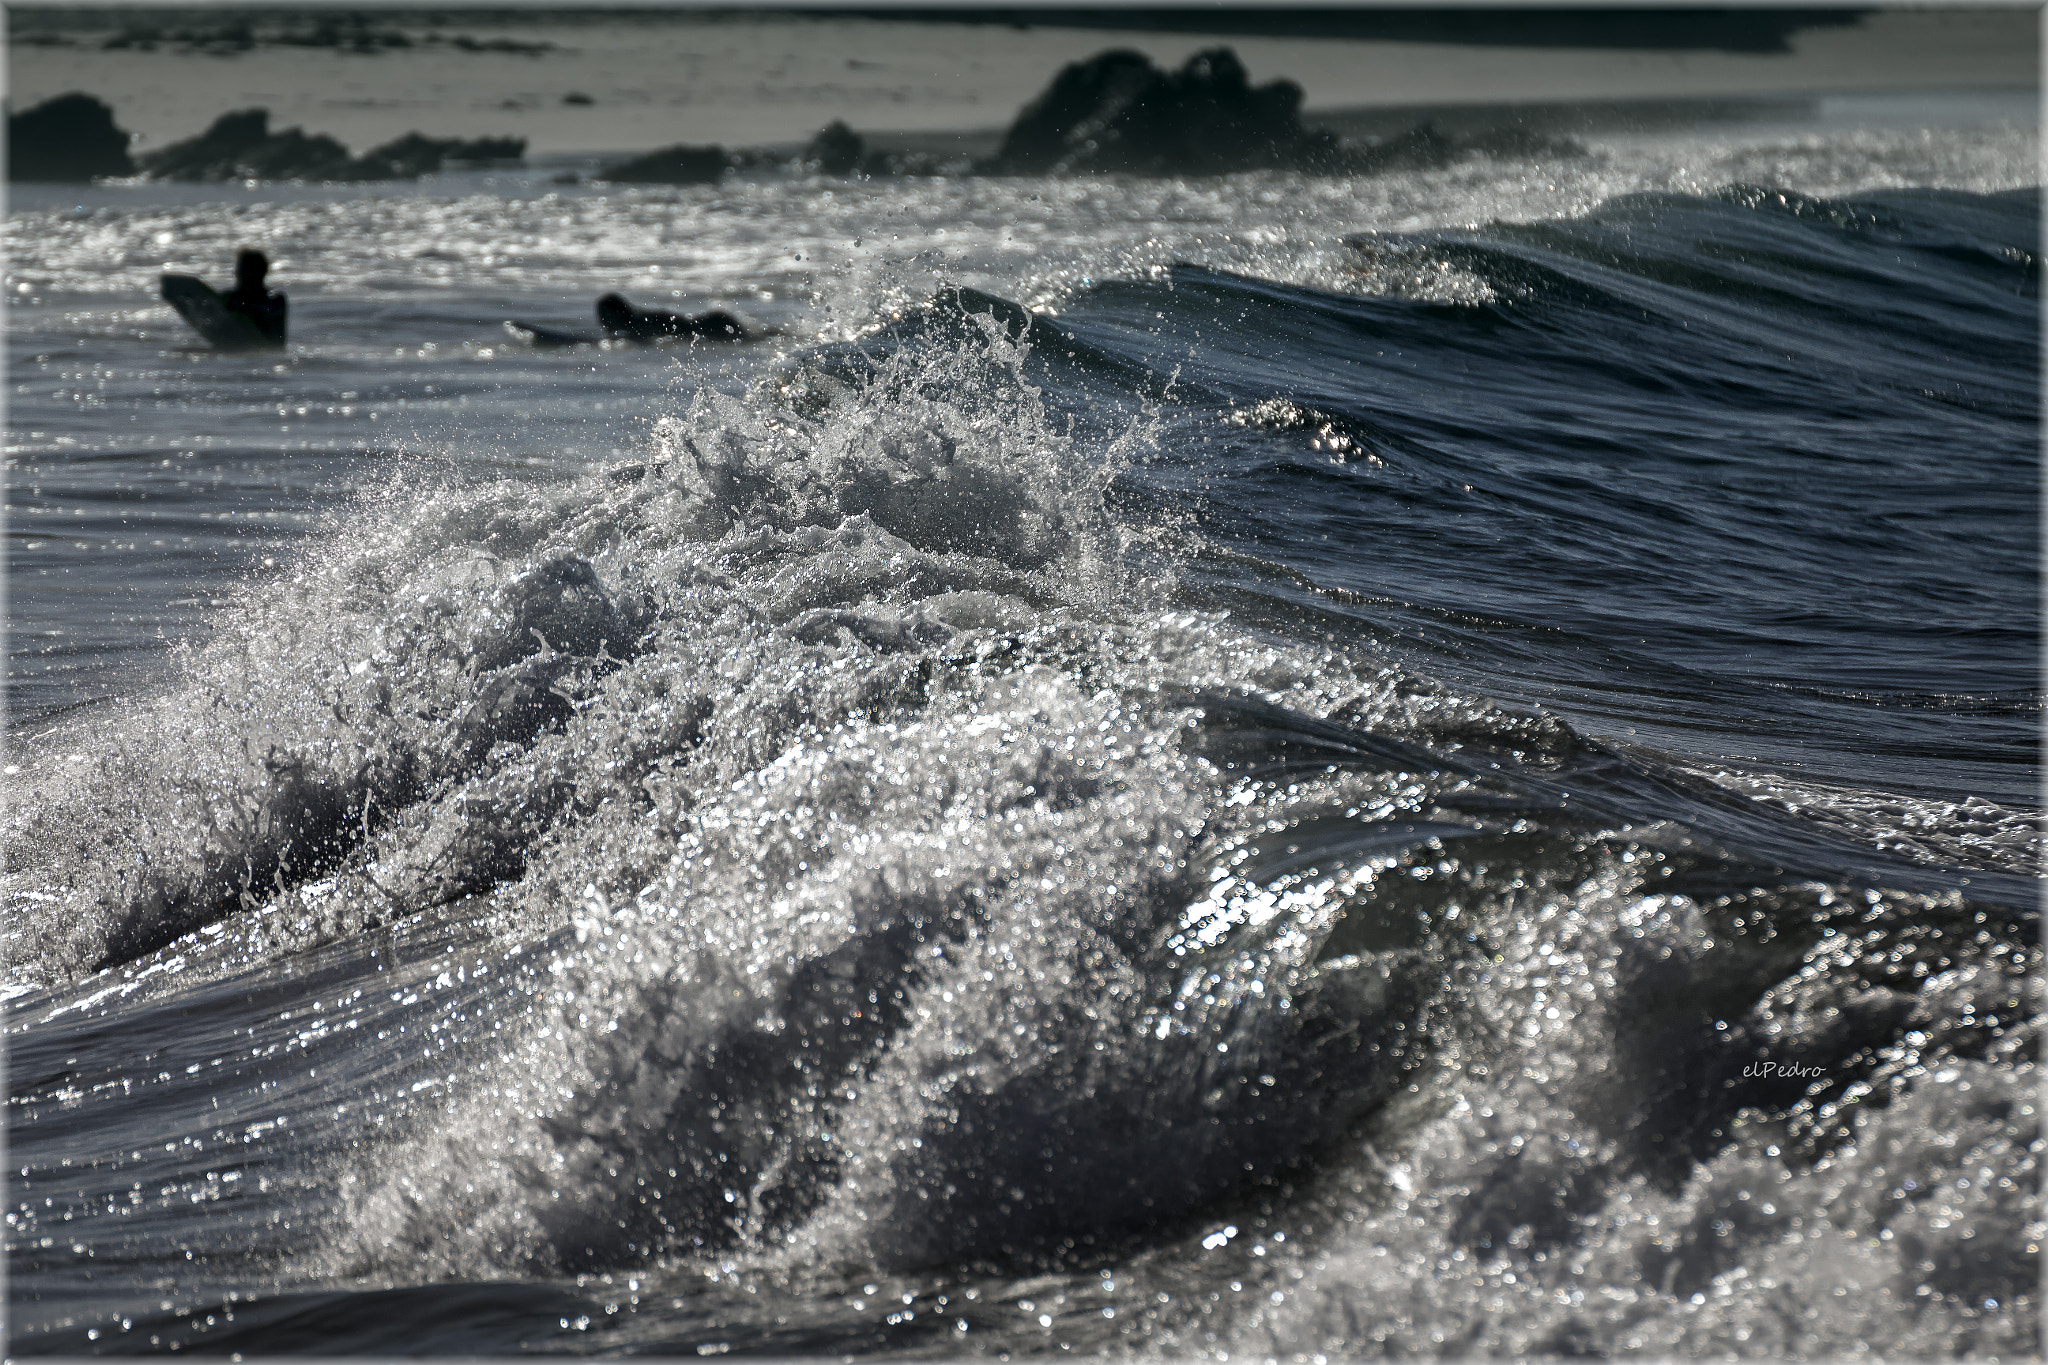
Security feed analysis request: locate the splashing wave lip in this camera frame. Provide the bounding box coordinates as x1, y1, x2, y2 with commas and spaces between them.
2, 304, 1150, 990
347, 802, 1447, 1283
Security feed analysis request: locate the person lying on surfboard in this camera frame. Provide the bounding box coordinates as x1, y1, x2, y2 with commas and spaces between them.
596, 292, 745, 342
223, 250, 288, 345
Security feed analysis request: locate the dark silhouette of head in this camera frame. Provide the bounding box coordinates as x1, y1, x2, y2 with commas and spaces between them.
235, 249, 269, 289
596, 293, 633, 331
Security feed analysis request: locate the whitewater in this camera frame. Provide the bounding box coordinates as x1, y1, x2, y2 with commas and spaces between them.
5, 103, 2040, 1357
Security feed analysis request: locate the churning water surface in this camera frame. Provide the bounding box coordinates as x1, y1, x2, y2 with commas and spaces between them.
5, 108, 2040, 1357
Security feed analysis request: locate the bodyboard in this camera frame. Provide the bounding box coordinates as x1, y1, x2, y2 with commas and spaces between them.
161, 274, 271, 350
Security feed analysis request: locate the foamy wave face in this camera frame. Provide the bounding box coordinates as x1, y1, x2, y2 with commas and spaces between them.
338, 669, 1214, 1274
328, 660, 1572, 1278
1230, 871, 2042, 1359
0, 319, 1138, 989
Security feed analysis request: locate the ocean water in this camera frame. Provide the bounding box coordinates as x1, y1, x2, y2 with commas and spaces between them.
5, 107, 2040, 1357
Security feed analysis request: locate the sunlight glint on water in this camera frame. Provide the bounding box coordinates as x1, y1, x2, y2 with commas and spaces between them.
5, 112, 2040, 1358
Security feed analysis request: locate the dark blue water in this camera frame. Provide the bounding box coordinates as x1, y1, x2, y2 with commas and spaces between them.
7, 169, 2040, 1358
1132, 186, 2040, 807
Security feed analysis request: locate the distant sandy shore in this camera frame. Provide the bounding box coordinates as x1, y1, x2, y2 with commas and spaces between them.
6, 9, 2038, 159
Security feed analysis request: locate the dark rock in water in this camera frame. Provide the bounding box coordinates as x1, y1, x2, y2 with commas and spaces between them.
8, 93, 136, 181
563, 91, 594, 106
599, 143, 728, 185
983, 47, 1333, 176
987, 48, 1155, 174
138, 110, 525, 181
342, 132, 526, 179
981, 46, 1594, 179
804, 119, 864, 176
139, 108, 349, 181
139, 107, 270, 179
235, 127, 354, 180
464, 136, 527, 162
726, 128, 955, 180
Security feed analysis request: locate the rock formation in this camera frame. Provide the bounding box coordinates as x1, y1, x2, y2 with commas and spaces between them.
137, 109, 338, 180
598, 144, 727, 185
804, 120, 864, 176
137, 110, 524, 182
979, 46, 1588, 178
981, 48, 1341, 176
346, 132, 526, 179
8, 93, 136, 181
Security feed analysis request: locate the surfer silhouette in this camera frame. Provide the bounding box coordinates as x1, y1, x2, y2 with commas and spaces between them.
159, 248, 287, 350
596, 292, 744, 342
223, 250, 287, 344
